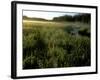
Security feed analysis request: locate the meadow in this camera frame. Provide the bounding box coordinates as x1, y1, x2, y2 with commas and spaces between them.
23, 20, 91, 69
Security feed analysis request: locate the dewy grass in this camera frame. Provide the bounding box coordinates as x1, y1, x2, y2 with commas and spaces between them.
23, 20, 90, 69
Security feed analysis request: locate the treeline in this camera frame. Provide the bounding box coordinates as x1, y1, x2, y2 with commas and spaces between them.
53, 13, 91, 23
23, 13, 91, 23
23, 16, 48, 21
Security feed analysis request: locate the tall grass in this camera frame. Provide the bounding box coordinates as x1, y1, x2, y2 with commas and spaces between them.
23, 21, 90, 69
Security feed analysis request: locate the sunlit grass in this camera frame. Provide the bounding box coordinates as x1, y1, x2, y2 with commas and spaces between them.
23, 20, 91, 69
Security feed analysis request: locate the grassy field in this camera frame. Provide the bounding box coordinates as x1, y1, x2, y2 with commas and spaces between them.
23, 20, 91, 69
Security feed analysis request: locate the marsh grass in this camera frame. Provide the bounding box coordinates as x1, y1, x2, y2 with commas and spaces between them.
23, 20, 91, 69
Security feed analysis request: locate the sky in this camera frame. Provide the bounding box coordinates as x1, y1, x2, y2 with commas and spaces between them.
23, 10, 78, 20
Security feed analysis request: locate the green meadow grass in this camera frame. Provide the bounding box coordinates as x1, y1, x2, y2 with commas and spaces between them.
23, 20, 91, 69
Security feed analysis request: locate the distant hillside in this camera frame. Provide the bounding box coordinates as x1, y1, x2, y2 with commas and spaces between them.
53, 13, 91, 23
23, 16, 48, 21
23, 13, 90, 23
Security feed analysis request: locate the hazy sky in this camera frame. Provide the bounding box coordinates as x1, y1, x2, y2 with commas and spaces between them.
23, 11, 78, 20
